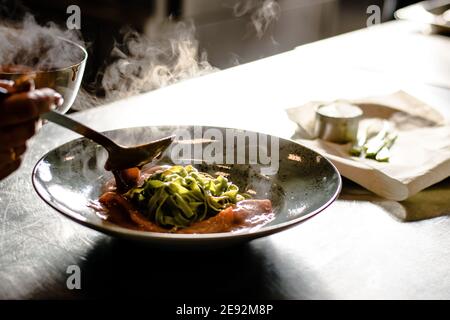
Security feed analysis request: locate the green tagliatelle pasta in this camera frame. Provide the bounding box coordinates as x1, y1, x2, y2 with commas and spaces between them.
124, 165, 249, 228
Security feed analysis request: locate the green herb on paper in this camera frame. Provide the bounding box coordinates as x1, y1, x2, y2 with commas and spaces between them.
350, 121, 397, 162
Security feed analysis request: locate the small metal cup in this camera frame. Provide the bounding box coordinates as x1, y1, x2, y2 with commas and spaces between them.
314, 102, 363, 144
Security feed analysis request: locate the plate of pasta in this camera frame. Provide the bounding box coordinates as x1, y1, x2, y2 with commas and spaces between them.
32, 125, 341, 247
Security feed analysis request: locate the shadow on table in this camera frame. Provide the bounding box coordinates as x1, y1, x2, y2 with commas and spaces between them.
78, 237, 325, 299
339, 177, 450, 221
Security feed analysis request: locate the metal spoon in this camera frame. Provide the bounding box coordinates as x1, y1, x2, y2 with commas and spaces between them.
42, 110, 175, 171
0, 77, 174, 171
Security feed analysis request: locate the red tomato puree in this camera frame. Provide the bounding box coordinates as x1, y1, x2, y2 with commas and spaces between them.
92, 167, 275, 234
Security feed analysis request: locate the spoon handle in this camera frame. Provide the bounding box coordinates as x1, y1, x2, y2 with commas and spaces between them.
42, 111, 119, 153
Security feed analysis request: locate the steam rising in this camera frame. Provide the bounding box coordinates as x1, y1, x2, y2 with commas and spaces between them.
0, 2, 280, 109
101, 21, 217, 101
0, 14, 84, 70
233, 0, 280, 38
100, 1, 280, 102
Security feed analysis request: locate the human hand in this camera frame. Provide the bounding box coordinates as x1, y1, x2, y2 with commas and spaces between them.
0, 79, 63, 180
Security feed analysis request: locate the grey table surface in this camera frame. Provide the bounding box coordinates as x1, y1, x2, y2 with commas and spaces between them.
1, 21, 450, 299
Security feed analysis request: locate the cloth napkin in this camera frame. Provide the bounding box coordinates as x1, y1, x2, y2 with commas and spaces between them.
286, 91, 450, 201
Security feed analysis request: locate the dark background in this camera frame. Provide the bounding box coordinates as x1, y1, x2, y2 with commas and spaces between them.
0, 0, 422, 96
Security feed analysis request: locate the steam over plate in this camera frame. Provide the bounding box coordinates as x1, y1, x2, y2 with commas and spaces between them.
32, 126, 341, 247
